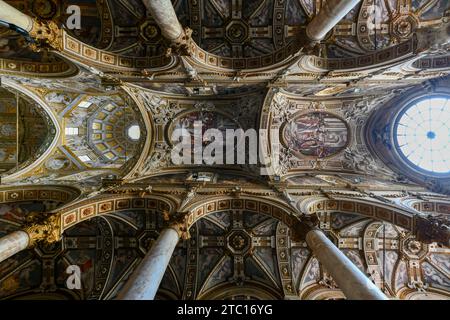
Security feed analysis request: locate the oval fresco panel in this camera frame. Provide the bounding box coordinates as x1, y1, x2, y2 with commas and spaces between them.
169, 111, 240, 149
283, 112, 348, 158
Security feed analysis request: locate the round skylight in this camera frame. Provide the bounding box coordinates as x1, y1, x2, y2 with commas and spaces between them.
394, 96, 450, 174
127, 124, 141, 141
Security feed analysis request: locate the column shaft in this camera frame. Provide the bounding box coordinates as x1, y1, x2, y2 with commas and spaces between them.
306, 229, 388, 300
117, 228, 180, 300
142, 0, 184, 40
306, 0, 361, 41
0, 0, 34, 31
0, 231, 30, 263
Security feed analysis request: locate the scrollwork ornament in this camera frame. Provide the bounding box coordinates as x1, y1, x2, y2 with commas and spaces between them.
23, 213, 61, 247
28, 20, 63, 52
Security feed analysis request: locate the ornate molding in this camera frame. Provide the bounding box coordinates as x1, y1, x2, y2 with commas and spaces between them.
28, 20, 63, 51
23, 213, 61, 246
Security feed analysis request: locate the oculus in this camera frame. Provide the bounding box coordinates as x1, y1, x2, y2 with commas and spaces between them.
394, 96, 450, 175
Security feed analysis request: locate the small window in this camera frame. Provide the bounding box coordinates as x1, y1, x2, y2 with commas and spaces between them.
65, 127, 79, 135
127, 124, 141, 141
79, 155, 91, 162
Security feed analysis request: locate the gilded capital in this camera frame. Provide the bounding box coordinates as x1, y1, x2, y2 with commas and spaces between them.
28, 19, 63, 52
164, 211, 191, 240
23, 214, 61, 247
290, 214, 320, 242
166, 27, 196, 57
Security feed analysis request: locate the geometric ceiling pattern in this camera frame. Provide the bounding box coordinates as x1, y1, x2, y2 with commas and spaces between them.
1, 204, 448, 300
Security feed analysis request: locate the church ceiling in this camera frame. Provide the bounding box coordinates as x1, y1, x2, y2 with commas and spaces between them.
1, 203, 448, 300
0, 0, 449, 302
176, 0, 307, 58
324, 0, 449, 58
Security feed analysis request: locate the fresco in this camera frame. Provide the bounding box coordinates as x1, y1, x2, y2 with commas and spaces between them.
331, 212, 364, 229
283, 112, 348, 158
291, 248, 310, 287
170, 111, 238, 151
0, 201, 53, 224
0, 260, 42, 298
0, 87, 53, 173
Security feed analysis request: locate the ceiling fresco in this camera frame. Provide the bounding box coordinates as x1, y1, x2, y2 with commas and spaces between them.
1, 205, 447, 300
283, 112, 349, 159
0, 86, 55, 176
0, 0, 449, 302
176, 0, 308, 58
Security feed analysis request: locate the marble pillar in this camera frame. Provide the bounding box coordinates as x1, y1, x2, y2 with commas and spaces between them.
306, 229, 388, 300
0, 0, 34, 32
0, 231, 30, 263
117, 227, 180, 300
142, 0, 184, 41
306, 0, 361, 41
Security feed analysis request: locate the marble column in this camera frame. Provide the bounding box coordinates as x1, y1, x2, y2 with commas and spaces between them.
142, 0, 184, 41
306, 229, 388, 300
117, 227, 180, 300
306, 0, 361, 41
0, 0, 34, 32
0, 231, 30, 263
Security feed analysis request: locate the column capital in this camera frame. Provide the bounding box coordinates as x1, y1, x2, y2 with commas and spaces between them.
166, 27, 196, 57
22, 213, 61, 247
290, 214, 320, 242
28, 19, 63, 52
163, 211, 190, 240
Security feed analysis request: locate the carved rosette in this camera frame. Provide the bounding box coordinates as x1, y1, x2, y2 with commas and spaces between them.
28, 19, 63, 51
23, 214, 61, 247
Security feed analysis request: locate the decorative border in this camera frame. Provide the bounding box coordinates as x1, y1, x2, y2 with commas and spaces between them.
62, 32, 174, 72
0, 187, 78, 204
307, 199, 414, 231
0, 58, 77, 78
311, 38, 417, 71
185, 198, 296, 229
60, 197, 171, 232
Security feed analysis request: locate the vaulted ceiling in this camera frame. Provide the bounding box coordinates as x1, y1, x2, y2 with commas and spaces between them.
0, 0, 449, 301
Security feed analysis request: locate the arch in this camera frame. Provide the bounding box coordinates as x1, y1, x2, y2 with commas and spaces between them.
1, 79, 61, 183
298, 37, 418, 73
182, 195, 297, 230
56, 31, 177, 75
0, 56, 79, 78
0, 185, 80, 206
397, 287, 450, 300
58, 193, 179, 233
121, 86, 155, 180
299, 284, 345, 300
300, 196, 418, 233
197, 281, 283, 300
410, 200, 450, 215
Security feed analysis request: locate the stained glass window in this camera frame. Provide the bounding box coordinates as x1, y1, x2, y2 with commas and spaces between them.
395, 97, 450, 174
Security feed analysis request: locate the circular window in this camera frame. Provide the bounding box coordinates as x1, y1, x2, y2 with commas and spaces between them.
127, 124, 141, 141
394, 96, 450, 175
